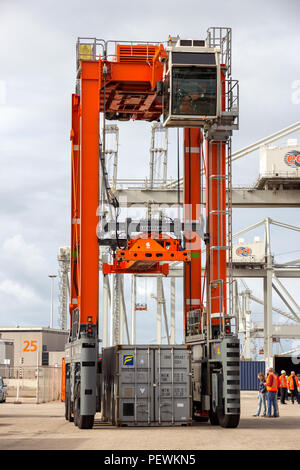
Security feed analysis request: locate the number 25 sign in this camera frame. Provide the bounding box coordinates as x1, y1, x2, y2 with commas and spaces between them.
23, 340, 37, 352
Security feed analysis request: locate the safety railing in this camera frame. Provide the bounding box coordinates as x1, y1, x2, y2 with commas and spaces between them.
206, 27, 232, 76
186, 281, 238, 342
222, 79, 239, 122
76, 38, 164, 65
208, 279, 238, 339
112, 178, 176, 190
186, 308, 207, 339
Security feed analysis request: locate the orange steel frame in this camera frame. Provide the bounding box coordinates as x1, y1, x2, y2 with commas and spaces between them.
206, 70, 228, 326
100, 44, 166, 121
69, 43, 228, 337
70, 60, 100, 331
183, 128, 203, 331
103, 235, 190, 275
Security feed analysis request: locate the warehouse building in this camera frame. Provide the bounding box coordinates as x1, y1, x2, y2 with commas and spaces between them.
0, 327, 69, 369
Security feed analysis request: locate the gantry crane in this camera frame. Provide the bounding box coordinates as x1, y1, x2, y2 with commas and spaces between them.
64, 29, 240, 429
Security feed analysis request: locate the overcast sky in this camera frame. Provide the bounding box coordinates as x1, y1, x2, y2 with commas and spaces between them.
0, 0, 299, 353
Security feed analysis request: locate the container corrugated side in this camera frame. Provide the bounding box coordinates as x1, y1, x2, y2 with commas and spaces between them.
240, 361, 265, 390
102, 345, 192, 426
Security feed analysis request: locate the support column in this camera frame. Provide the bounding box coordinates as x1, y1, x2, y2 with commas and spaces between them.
233, 280, 240, 333
120, 275, 124, 345
109, 276, 113, 347
77, 60, 99, 421
206, 139, 227, 321
170, 278, 175, 344
120, 276, 130, 344
69, 94, 80, 331
102, 275, 109, 348
244, 289, 251, 360
112, 274, 121, 345
183, 128, 203, 336
157, 277, 162, 344
264, 269, 273, 368
264, 218, 273, 368
79, 61, 99, 328
161, 278, 170, 345
131, 275, 136, 344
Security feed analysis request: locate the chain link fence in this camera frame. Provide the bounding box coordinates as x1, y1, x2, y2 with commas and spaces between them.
0, 366, 62, 403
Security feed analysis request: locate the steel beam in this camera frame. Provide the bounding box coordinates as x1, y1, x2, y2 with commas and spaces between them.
272, 325, 300, 338
115, 188, 300, 208
135, 267, 300, 278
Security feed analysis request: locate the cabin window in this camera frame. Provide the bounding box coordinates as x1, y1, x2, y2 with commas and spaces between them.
171, 66, 217, 116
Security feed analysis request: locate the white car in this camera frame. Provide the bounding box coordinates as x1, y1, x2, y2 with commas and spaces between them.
0, 377, 7, 403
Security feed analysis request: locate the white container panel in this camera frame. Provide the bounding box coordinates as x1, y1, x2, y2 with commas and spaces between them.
232, 241, 265, 264
259, 145, 300, 178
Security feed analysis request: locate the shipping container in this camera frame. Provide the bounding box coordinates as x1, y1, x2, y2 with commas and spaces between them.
256, 142, 300, 189
240, 361, 266, 390
102, 345, 192, 426
273, 356, 300, 377
231, 241, 265, 265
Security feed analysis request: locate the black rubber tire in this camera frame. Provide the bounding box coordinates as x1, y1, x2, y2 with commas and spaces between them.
65, 394, 69, 421
78, 415, 94, 429
73, 391, 94, 429
209, 409, 220, 426
74, 396, 80, 427
194, 416, 209, 423
67, 395, 74, 422
217, 408, 240, 428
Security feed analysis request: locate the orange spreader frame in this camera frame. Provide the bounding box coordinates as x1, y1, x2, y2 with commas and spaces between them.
102, 235, 190, 275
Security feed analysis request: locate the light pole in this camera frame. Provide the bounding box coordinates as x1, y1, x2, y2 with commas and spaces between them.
48, 274, 57, 329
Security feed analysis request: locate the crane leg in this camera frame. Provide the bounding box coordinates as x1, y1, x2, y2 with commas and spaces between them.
184, 131, 240, 428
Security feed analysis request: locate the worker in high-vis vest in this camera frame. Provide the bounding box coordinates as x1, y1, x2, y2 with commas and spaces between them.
279, 370, 288, 404
266, 368, 278, 418
288, 371, 299, 404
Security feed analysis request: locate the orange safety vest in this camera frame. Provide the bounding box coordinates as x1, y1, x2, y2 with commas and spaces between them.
266, 373, 278, 392
288, 375, 299, 390
279, 374, 288, 388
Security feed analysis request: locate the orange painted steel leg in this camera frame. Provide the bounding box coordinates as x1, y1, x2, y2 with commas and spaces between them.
79, 61, 100, 328
70, 94, 81, 330
206, 139, 227, 321
183, 128, 203, 333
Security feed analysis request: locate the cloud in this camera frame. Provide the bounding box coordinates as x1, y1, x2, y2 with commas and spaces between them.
0, 0, 299, 344
0, 279, 41, 306
2, 234, 46, 276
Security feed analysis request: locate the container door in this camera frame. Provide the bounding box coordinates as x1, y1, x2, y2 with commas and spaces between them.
154, 347, 191, 424
118, 348, 153, 424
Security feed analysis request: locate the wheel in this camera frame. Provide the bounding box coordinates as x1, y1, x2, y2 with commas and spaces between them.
74, 395, 80, 427
217, 408, 240, 428
68, 396, 74, 422
209, 409, 219, 426
65, 393, 69, 420
194, 416, 209, 423
78, 415, 94, 429
65, 394, 74, 422
74, 391, 94, 429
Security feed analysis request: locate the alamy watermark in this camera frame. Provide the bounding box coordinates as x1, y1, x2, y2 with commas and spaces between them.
96, 198, 207, 250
